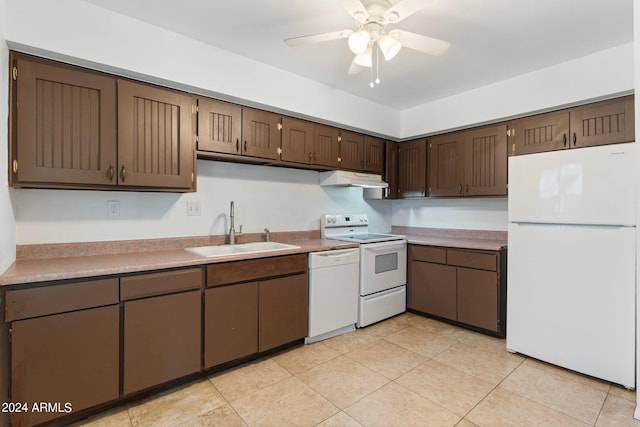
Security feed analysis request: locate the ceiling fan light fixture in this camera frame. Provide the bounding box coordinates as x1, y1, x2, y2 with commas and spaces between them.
353, 46, 373, 67
378, 34, 402, 60
348, 29, 370, 54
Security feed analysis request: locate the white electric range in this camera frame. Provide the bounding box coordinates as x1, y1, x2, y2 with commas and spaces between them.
321, 214, 407, 327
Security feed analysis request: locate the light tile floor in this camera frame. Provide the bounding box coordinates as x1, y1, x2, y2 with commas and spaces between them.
74, 313, 640, 427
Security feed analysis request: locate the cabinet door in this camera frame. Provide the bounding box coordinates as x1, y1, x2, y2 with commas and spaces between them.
457, 267, 498, 332
313, 124, 340, 168
570, 96, 635, 148
397, 139, 427, 198
242, 108, 281, 160
281, 117, 314, 164
258, 274, 308, 352
428, 133, 464, 196
123, 291, 201, 395
197, 98, 242, 154
363, 136, 385, 174
12, 53, 117, 186
385, 141, 399, 199
11, 306, 119, 426
339, 130, 365, 171
463, 125, 508, 196
509, 111, 569, 155
117, 80, 194, 189
204, 283, 258, 368
408, 261, 457, 320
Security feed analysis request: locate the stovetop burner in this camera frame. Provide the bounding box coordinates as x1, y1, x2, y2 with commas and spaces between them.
321, 214, 405, 244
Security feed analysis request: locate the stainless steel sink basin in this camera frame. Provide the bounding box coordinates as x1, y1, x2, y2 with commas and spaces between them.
185, 241, 301, 258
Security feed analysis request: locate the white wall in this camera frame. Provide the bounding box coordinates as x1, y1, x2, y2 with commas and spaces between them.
393, 42, 635, 232
4, 0, 399, 138
392, 198, 508, 231
401, 43, 635, 138
13, 160, 392, 244
0, 0, 16, 273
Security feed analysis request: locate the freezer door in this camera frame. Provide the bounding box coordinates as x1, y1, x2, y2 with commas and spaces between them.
508, 143, 636, 226
506, 223, 636, 388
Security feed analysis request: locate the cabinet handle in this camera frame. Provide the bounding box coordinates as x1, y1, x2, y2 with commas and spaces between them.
107, 165, 114, 181
459, 184, 462, 194
563, 133, 567, 147
120, 165, 126, 183
466, 184, 469, 193
244, 140, 248, 152
309, 152, 312, 161
236, 139, 239, 152
573, 132, 577, 146
313, 152, 317, 161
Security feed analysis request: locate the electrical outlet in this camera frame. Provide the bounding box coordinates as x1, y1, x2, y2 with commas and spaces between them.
187, 200, 201, 216
107, 200, 120, 217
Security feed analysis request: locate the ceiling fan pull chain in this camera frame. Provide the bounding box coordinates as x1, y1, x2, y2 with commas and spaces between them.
375, 42, 381, 85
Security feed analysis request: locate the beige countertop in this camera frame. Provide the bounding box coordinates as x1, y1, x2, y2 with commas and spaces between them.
0, 238, 358, 287
392, 226, 507, 251
405, 235, 507, 251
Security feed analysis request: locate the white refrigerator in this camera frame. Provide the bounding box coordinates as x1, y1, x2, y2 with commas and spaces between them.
507, 143, 636, 389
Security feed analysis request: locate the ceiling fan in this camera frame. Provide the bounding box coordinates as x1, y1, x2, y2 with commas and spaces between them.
284, 0, 450, 85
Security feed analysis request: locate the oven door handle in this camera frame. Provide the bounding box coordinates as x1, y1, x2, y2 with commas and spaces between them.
362, 241, 406, 253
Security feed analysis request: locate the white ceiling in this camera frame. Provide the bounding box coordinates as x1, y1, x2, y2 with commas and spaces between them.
82, 0, 633, 110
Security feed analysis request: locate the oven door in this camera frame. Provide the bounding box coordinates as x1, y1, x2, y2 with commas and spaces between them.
360, 240, 407, 295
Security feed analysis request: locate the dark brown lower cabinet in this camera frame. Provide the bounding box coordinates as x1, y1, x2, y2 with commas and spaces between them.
408, 261, 456, 321
407, 244, 507, 337
457, 267, 499, 331
259, 275, 308, 352
204, 282, 259, 368
123, 291, 201, 395
204, 254, 308, 368
11, 306, 120, 426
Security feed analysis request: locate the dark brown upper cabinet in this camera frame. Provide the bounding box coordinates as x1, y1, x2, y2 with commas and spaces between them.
509, 110, 570, 155
197, 98, 242, 155
509, 95, 634, 155
10, 52, 195, 191
570, 96, 635, 148
429, 124, 507, 197
339, 130, 365, 171
398, 138, 427, 198
10, 53, 117, 187
463, 124, 508, 196
117, 80, 195, 190
363, 136, 385, 174
428, 133, 463, 196
384, 141, 399, 199
242, 108, 281, 160
280, 117, 314, 164
338, 131, 385, 174
312, 124, 341, 168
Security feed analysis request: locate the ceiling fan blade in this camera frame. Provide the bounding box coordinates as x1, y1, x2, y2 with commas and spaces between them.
340, 0, 369, 22
389, 29, 450, 56
348, 59, 365, 75
285, 29, 353, 47
384, 0, 426, 23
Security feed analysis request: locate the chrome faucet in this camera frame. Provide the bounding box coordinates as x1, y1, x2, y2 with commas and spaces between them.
264, 228, 270, 242
229, 201, 242, 244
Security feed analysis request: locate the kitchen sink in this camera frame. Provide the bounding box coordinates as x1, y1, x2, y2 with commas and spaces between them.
185, 241, 301, 258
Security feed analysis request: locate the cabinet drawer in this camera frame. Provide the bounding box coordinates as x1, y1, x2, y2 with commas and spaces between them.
6, 278, 119, 322
409, 245, 446, 263
447, 249, 497, 271
120, 268, 203, 300
207, 254, 307, 287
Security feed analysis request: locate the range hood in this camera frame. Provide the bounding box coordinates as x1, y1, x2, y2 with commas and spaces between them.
319, 170, 389, 188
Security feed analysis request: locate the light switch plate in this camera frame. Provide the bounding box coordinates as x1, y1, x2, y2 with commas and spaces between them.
107, 200, 120, 217
187, 200, 201, 216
